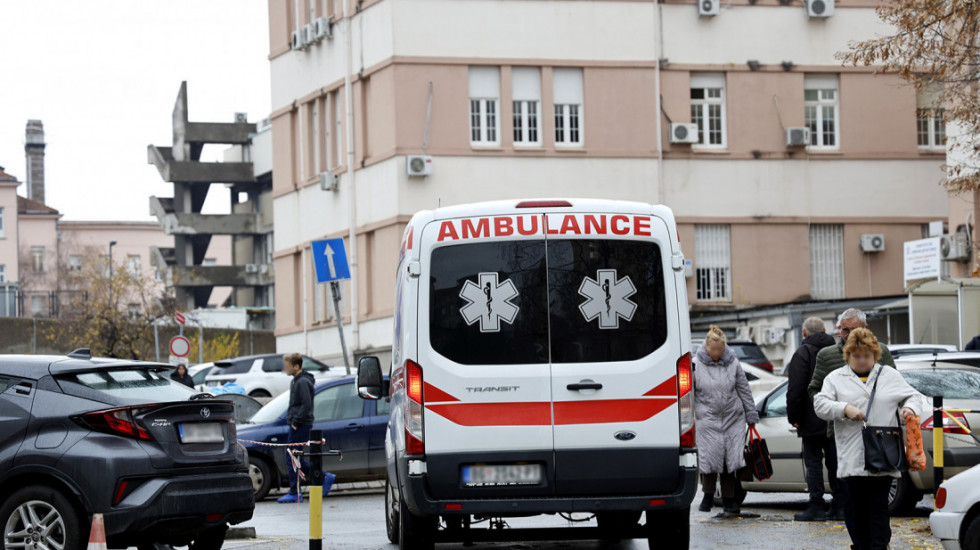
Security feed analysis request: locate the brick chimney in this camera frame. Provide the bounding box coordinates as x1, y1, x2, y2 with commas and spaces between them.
25, 119, 45, 204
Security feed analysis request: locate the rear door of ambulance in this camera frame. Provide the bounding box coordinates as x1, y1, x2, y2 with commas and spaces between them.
416, 210, 556, 500
544, 209, 684, 496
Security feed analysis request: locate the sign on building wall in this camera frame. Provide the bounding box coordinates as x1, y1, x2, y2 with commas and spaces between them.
904, 237, 942, 283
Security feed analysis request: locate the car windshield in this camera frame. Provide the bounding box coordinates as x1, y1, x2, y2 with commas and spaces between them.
901, 369, 980, 400
249, 390, 290, 424
56, 368, 196, 405
733, 345, 769, 364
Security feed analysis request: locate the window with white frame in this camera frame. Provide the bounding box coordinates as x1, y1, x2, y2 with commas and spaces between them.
0, 207, 5, 238
690, 73, 726, 147
695, 225, 732, 301
916, 82, 946, 149
333, 90, 343, 168
0, 265, 5, 283
809, 224, 845, 300
31, 295, 44, 316
68, 255, 82, 272
554, 68, 584, 146
30, 246, 45, 273
805, 75, 840, 148
314, 282, 326, 322
512, 67, 542, 146
469, 67, 500, 145
127, 254, 141, 276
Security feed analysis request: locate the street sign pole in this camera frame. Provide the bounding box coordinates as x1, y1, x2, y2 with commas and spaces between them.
331, 282, 352, 374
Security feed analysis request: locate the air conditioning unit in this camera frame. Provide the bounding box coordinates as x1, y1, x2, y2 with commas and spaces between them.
669, 123, 699, 144
303, 24, 316, 46
940, 232, 970, 262
245, 263, 259, 273
320, 171, 340, 191
807, 0, 834, 17
407, 155, 433, 177
313, 17, 333, 40
234, 112, 247, 124
785, 127, 811, 147
290, 30, 304, 50
860, 234, 885, 253
698, 0, 720, 16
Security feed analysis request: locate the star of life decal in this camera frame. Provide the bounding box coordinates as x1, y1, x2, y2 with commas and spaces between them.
459, 272, 520, 333
578, 269, 637, 329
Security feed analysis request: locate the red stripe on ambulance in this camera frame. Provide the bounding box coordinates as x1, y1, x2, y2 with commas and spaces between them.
426, 402, 552, 426
643, 376, 678, 397
425, 398, 677, 426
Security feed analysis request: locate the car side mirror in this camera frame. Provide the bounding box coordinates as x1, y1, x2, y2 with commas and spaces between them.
357, 356, 385, 400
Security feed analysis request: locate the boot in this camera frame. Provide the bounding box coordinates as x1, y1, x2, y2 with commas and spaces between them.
794, 502, 829, 522
698, 493, 713, 512
829, 500, 846, 521
722, 497, 740, 515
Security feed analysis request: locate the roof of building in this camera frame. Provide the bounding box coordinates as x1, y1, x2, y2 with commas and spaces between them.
18, 195, 60, 216
0, 166, 18, 183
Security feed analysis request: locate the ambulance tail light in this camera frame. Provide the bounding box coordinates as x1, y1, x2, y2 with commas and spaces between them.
405, 360, 425, 455
677, 353, 696, 451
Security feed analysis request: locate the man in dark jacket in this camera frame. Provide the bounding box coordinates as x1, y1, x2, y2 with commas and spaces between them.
786, 317, 838, 521
278, 353, 316, 503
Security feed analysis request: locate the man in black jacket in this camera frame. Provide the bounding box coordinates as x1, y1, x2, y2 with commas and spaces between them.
786, 316, 839, 521
278, 353, 316, 503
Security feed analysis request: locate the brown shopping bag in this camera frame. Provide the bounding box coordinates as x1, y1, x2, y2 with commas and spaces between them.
905, 414, 927, 472
746, 425, 773, 481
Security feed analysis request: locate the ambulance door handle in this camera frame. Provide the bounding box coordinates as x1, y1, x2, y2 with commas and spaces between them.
567, 382, 602, 391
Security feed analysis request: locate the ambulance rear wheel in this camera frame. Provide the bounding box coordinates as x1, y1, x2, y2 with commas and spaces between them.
645, 507, 690, 550
597, 511, 642, 542
398, 496, 435, 550
385, 480, 399, 544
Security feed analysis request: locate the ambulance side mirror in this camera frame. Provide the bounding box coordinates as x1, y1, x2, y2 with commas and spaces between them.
357, 356, 385, 400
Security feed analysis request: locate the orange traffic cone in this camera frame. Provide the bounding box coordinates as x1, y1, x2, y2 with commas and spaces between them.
87, 513, 107, 550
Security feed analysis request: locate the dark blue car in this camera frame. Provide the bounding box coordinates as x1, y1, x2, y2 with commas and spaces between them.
238, 375, 389, 500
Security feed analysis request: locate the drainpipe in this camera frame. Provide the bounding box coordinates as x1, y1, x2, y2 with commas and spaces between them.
343, 0, 360, 354
654, 0, 666, 205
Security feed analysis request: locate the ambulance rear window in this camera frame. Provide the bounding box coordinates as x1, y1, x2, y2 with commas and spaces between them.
429, 238, 668, 365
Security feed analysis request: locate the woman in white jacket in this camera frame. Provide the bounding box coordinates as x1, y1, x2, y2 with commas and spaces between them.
814, 328, 927, 550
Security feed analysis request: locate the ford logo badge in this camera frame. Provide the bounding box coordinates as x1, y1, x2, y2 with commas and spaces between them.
614, 431, 636, 441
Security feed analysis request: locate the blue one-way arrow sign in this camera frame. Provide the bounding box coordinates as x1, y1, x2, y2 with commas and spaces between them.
312, 238, 351, 283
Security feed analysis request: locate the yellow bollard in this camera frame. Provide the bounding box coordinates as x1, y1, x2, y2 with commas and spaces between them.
933, 398, 943, 509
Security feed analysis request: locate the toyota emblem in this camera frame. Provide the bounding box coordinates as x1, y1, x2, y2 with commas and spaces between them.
200, 407, 211, 419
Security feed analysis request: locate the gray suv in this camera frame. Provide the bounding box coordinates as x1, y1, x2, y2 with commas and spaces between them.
0, 350, 254, 549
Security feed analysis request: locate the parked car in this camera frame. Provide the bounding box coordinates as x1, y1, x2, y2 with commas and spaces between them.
188, 362, 215, 391
896, 351, 980, 369
889, 344, 958, 359
238, 375, 389, 500
204, 353, 342, 398
742, 364, 784, 398
693, 338, 775, 372
930, 464, 980, 550
0, 350, 254, 549
740, 361, 980, 514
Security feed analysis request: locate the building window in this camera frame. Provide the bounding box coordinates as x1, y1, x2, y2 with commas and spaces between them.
30, 247, 45, 273
804, 75, 840, 148
203, 258, 217, 266
314, 282, 327, 322
554, 68, 584, 146
68, 255, 82, 272
695, 225, 732, 302
917, 109, 946, 149
127, 254, 141, 276
0, 207, 5, 239
512, 67, 541, 146
31, 295, 45, 317
809, 224, 845, 300
469, 67, 500, 145
0, 265, 5, 283
690, 73, 726, 147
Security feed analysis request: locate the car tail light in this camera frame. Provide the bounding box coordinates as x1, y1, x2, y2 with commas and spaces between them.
76, 405, 160, 441
113, 480, 129, 505
755, 362, 774, 372
935, 487, 947, 509
515, 200, 573, 208
922, 411, 970, 435
677, 353, 695, 451
405, 360, 425, 456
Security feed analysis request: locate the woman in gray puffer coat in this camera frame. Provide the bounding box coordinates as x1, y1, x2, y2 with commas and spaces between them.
694, 326, 759, 514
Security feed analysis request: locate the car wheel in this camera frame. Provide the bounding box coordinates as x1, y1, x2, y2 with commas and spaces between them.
188, 524, 227, 550
887, 472, 923, 516
248, 389, 271, 399
963, 513, 980, 550
249, 457, 273, 501
0, 486, 84, 550
385, 479, 399, 544
645, 507, 690, 550
398, 494, 435, 550
597, 511, 641, 542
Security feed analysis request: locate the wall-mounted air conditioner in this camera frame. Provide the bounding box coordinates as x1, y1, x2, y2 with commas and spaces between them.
314, 17, 333, 40
785, 127, 811, 146
699, 0, 720, 16
407, 155, 433, 177
860, 234, 885, 253
940, 232, 970, 261
669, 123, 699, 144
807, 0, 834, 18
320, 171, 340, 191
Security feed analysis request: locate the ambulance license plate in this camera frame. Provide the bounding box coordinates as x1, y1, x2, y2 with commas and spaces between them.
178, 422, 224, 443
462, 464, 542, 486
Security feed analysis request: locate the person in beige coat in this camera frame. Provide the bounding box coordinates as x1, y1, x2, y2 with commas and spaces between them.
814, 328, 928, 550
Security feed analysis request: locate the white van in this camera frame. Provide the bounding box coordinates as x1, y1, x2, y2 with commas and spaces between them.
357, 199, 696, 549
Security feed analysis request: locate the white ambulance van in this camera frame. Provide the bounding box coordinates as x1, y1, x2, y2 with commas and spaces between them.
356, 199, 696, 549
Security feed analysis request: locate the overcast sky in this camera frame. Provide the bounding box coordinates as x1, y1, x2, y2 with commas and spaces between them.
0, 0, 271, 221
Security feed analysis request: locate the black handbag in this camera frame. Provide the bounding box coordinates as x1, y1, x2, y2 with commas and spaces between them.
861, 370, 908, 474
744, 425, 773, 481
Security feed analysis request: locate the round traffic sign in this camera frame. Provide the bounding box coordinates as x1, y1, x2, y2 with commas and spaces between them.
169, 335, 191, 357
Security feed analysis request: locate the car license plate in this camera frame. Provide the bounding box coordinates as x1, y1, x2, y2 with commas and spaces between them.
461, 464, 542, 487
178, 422, 224, 443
